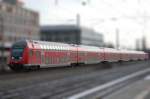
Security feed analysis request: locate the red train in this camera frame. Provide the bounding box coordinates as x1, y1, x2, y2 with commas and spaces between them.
8, 40, 149, 71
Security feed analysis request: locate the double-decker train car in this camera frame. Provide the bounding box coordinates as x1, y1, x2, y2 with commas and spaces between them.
8, 40, 149, 71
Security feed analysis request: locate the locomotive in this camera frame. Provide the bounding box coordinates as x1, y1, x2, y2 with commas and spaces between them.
8, 40, 149, 71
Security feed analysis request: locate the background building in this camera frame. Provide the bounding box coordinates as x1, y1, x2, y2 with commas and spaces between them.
0, 0, 39, 45
41, 25, 104, 47
0, 0, 39, 63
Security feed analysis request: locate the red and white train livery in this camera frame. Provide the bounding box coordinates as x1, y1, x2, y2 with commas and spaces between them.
8, 40, 149, 71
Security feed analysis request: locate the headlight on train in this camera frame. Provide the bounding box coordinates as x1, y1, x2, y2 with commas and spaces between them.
12, 57, 14, 59
19, 57, 22, 59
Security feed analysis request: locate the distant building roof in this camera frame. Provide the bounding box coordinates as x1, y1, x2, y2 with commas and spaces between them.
40, 24, 104, 47
41, 25, 103, 37
41, 25, 80, 31
1, 0, 24, 6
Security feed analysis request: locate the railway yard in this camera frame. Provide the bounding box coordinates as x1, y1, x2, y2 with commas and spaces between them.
1, 0, 150, 99
0, 61, 149, 99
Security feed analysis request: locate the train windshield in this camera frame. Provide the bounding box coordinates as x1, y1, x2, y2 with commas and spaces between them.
12, 48, 24, 58
11, 41, 27, 59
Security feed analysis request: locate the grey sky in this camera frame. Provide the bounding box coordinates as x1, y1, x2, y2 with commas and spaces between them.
23, 0, 150, 49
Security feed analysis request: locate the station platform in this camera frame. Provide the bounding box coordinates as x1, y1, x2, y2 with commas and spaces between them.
104, 76, 150, 99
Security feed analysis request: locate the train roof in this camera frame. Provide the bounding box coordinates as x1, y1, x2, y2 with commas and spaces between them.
78, 45, 102, 52
26, 40, 77, 51
12, 40, 148, 54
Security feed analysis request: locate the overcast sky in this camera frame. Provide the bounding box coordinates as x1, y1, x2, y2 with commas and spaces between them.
23, 0, 150, 49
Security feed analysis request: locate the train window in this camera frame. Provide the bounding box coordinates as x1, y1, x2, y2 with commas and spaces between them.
60, 46, 62, 50
48, 57, 51, 64
43, 45, 45, 50
66, 47, 68, 50
59, 46, 61, 50
43, 45, 46, 49
54, 46, 57, 50
51, 46, 53, 50
29, 50, 33, 57
52, 46, 55, 50
60, 57, 66, 63
63, 47, 65, 50
51, 46, 54, 50
49, 46, 51, 50
56, 46, 59, 50
46, 45, 48, 50
45, 45, 47, 50
47, 46, 49, 50
45, 45, 47, 49
36, 51, 40, 57
51, 46, 52, 50
40, 45, 43, 49
56, 46, 58, 50
57, 46, 59, 50
52, 46, 54, 50
41, 54, 45, 63
55, 46, 58, 50
61, 46, 63, 50
57, 46, 60, 51
50, 46, 53, 50
47, 45, 49, 50
54, 46, 56, 50
64, 47, 66, 50
42, 45, 44, 49
45, 56, 49, 64
43, 45, 45, 49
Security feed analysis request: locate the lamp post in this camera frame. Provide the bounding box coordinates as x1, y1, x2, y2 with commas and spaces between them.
0, 14, 5, 71
116, 28, 120, 49
111, 17, 120, 49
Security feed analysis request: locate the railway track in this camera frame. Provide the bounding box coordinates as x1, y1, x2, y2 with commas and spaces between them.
0, 61, 149, 99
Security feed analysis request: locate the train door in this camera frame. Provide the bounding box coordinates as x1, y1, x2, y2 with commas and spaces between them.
35, 50, 41, 64
100, 48, 105, 62
70, 50, 78, 64
29, 49, 33, 64
41, 50, 45, 65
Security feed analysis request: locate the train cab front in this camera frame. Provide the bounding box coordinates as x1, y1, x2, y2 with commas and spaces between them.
8, 41, 27, 71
